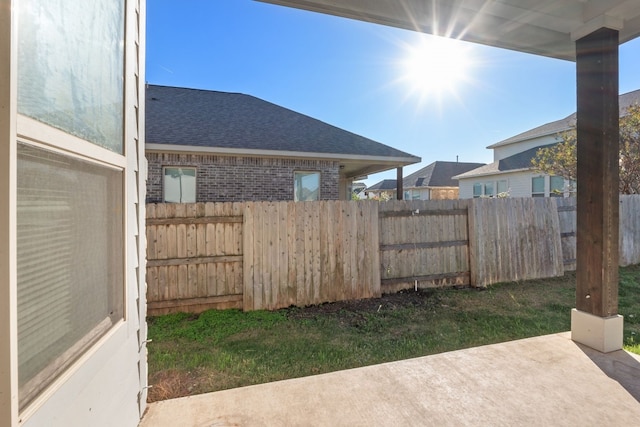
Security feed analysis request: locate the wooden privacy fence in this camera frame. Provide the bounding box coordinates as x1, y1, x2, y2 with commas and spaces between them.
243, 201, 380, 311
146, 203, 245, 314
146, 201, 381, 315
378, 200, 471, 293
619, 195, 640, 266
145, 196, 640, 315
469, 198, 565, 287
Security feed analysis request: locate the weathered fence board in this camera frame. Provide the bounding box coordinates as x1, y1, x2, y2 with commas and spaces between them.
146, 202, 244, 315
620, 195, 640, 266
468, 198, 565, 287
556, 198, 577, 271
243, 201, 380, 311
378, 200, 471, 293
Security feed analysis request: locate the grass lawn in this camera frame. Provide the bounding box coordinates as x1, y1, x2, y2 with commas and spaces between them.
147, 264, 640, 402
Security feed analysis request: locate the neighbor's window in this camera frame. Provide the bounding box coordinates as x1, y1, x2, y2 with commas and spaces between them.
18, 0, 125, 153
472, 182, 497, 198
164, 167, 196, 203
294, 171, 320, 201
550, 176, 565, 197
17, 144, 124, 409
472, 183, 483, 198
532, 176, 545, 197
484, 182, 494, 197
497, 180, 508, 196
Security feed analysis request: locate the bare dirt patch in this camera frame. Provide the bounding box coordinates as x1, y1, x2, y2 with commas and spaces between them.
285, 289, 445, 319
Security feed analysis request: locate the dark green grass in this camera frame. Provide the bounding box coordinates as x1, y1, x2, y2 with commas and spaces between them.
147, 264, 640, 401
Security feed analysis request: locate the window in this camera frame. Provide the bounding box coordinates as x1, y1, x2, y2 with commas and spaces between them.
16, 0, 126, 410
532, 176, 545, 197
164, 167, 196, 203
550, 176, 565, 197
17, 144, 124, 408
497, 180, 508, 196
473, 183, 483, 198
484, 182, 494, 197
18, 0, 124, 153
294, 171, 320, 201
473, 181, 504, 198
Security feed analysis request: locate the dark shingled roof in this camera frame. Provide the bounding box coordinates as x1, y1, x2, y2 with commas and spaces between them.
454, 144, 555, 179
366, 179, 397, 191
403, 161, 486, 188
146, 85, 418, 159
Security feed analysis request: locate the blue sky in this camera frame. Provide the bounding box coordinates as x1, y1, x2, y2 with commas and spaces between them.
147, 0, 640, 186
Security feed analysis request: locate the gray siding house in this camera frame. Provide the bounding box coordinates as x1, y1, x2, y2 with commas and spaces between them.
455, 89, 640, 198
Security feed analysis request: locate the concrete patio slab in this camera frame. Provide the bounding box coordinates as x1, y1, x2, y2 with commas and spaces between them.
140, 332, 640, 426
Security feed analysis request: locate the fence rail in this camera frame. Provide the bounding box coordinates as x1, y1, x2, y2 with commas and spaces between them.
145, 196, 640, 315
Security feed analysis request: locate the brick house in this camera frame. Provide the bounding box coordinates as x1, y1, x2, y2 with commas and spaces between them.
146, 85, 420, 203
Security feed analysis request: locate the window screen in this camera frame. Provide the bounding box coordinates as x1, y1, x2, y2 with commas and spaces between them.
17, 143, 124, 408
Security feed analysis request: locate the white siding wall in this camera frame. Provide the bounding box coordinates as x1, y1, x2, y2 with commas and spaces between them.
493, 135, 560, 160
507, 172, 538, 197
458, 180, 475, 199
459, 171, 532, 198
459, 170, 573, 199
0, 0, 17, 422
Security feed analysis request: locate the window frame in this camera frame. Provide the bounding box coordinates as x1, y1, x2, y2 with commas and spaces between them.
550, 175, 565, 197
472, 180, 506, 198
531, 176, 546, 197
13, 0, 130, 415
163, 166, 197, 203
293, 171, 321, 202
15, 125, 127, 413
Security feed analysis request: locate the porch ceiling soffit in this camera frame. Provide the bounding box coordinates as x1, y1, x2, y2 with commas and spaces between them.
341, 160, 415, 180
256, 0, 640, 61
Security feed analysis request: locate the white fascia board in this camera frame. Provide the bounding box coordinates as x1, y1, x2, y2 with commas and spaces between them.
145, 143, 420, 166
454, 167, 532, 180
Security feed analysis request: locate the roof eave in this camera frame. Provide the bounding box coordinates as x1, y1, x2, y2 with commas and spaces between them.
145, 143, 420, 166
453, 167, 533, 180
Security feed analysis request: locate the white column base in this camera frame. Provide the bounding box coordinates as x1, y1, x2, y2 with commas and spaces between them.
571, 309, 623, 353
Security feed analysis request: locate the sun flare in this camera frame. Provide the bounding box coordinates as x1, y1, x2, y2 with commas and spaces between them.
398, 35, 475, 104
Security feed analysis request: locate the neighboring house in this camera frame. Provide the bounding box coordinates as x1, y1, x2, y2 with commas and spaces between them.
2, 1, 146, 427
455, 89, 640, 198
363, 179, 398, 199
145, 85, 420, 203
402, 161, 486, 200
365, 161, 485, 200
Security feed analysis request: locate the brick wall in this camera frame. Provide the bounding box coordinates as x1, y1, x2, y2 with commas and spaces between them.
146, 152, 340, 203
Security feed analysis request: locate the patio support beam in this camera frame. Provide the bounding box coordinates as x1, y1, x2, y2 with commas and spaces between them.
571, 27, 623, 352
396, 167, 403, 200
